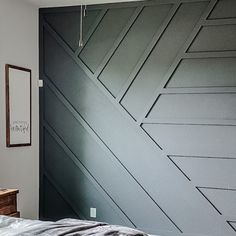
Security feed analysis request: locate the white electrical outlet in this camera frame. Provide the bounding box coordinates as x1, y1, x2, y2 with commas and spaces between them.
90, 208, 96, 218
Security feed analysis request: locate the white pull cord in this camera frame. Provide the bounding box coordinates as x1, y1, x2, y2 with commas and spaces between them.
79, 4, 84, 47
84, 5, 87, 17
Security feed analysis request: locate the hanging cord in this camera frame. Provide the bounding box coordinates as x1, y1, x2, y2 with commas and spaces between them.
79, 4, 84, 47
84, 5, 87, 17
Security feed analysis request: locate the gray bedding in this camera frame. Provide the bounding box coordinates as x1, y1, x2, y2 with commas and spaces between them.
0, 216, 148, 236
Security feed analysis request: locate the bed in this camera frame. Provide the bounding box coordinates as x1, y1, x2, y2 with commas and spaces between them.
0, 216, 155, 236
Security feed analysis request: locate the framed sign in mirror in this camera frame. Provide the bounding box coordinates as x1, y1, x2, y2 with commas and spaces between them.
5, 64, 32, 147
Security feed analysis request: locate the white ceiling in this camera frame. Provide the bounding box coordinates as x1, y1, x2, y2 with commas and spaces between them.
25, 0, 139, 7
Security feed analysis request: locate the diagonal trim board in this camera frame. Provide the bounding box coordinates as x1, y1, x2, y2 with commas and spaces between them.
40, 0, 230, 234
197, 187, 236, 217
43, 171, 85, 220
120, 1, 216, 121
42, 18, 230, 236
40, 0, 236, 235
115, 3, 180, 102
43, 122, 135, 227
93, 6, 144, 78
136, 0, 218, 124
79, 7, 138, 73
43, 78, 180, 233
228, 222, 236, 233
96, 3, 179, 97
196, 187, 223, 215
169, 156, 236, 188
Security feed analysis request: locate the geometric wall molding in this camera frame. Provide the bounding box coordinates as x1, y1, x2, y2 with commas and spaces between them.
120, 1, 209, 120
188, 25, 236, 52
142, 124, 236, 158
80, 7, 137, 73
42, 174, 81, 220
228, 221, 236, 233
147, 94, 236, 121
166, 58, 236, 88
43, 84, 179, 232
98, 4, 173, 98
170, 156, 236, 189
196, 187, 223, 215
44, 9, 101, 51
209, 0, 236, 19
40, 0, 236, 235
197, 187, 236, 217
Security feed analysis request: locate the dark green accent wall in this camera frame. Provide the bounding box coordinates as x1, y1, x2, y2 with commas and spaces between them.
39, 0, 236, 235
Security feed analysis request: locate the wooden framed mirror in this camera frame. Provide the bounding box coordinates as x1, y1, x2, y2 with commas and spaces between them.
5, 64, 32, 147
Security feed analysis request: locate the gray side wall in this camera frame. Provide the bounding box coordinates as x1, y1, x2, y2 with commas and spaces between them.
39, 0, 236, 235
0, 0, 39, 219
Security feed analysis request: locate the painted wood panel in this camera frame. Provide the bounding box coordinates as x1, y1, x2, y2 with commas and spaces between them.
148, 94, 236, 120
44, 129, 132, 226
44, 9, 100, 51
143, 124, 236, 157
121, 2, 208, 120
189, 25, 236, 52
170, 156, 236, 188
98, 4, 172, 97
42, 21, 232, 236
79, 7, 135, 72
208, 0, 236, 19
42, 177, 79, 220
44, 84, 177, 232
166, 58, 236, 88
229, 222, 236, 232
199, 188, 236, 217
40, 1, 236, 235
